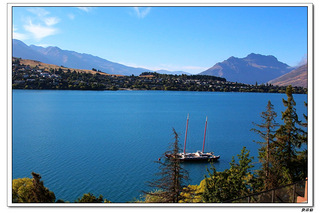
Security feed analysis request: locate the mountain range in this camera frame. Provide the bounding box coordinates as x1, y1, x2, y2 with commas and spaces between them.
12, 39, 189, 76
12, 39, 307, 86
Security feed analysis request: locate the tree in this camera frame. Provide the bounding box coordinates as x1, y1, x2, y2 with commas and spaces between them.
12, 177, 34, 203
76, 193, 110, 203
143, 129, 189, 203
274, 85, 306, 184
251, 100, 278, 190
31, 172, 56, 202
202, 147, 254, 202
12, 172, 55, 203
179, 184, 204, 203
296, 101, 308, 181
300, 101, 308, 141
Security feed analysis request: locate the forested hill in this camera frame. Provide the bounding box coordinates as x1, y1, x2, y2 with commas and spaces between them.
12, 57, 307, 94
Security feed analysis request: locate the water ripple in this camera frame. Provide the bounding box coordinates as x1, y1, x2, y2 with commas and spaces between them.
12, 90, 308, 202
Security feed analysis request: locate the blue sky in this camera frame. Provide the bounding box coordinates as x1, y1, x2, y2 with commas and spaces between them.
12, 6, 308, 74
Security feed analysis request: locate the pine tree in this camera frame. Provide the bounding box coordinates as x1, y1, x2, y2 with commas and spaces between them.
251, 100, 278, 190
300, 101, 308, 142
143, 128, 189, 203
296, 101, 308, 180
31, 172, 56, 203
274, 85, 305, 184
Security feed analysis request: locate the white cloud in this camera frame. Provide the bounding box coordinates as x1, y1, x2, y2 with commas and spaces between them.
133, 7, 151, 19
44, 17, 60, 26
13, 27, 29, 40
296, 54, 307, 67
68, 13, 75, 20
23, 20, 58, 40
35, 43, 52, 47
18, 8, 61, 41
77, 7, 93, 12
13, 31, 29, 40
27, 7, 50, 17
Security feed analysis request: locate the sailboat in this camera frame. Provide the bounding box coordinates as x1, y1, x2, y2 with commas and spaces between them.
166, 114, 220, 162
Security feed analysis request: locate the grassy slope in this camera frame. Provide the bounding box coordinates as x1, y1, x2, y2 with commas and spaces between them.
268, 64, 307, 88
15, 58, 123, 77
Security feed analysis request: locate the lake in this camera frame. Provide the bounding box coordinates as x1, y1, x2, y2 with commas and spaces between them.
12, 90, 308, 202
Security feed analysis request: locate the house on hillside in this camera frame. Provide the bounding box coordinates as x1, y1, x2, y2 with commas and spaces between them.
40, 72, 50, 78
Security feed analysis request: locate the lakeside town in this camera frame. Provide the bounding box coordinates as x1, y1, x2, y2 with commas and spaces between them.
12, 57, 307, 94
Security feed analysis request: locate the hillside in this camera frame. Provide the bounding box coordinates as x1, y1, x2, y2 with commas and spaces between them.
268, 64, 307, 88
14, 57, 120, 76
13, 39, 151, 76
12, 39, 190, 76
12, 57, 307, 94
199, 53, 293, 84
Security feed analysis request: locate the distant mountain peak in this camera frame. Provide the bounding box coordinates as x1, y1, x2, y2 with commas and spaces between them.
244, 53, 279, 63
13, 39, 25, 45
47, 46, 62, 51
227, 56, 237, 60
246, 53, 264, 58
199, 53, 292, 84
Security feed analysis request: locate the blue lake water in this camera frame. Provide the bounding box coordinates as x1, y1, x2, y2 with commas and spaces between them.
12, 90, 307, 202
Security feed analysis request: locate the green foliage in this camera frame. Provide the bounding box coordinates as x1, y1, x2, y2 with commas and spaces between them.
13, 173, 111, 203
144, 129, 190, 203
251, 100, 279, 190
179, 184, 204, 203
31, 172, 56, 202
75, 193, 110, 203
250, 86, 308, 193
202, 147, 254, 202
12, 177, 34, 203
273, 85, 307, 183
12, 172, 55, 203
140, 189, 168, 203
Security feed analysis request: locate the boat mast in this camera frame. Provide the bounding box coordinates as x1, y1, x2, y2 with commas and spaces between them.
183, 114, 189, 154
202, 116, 208, 153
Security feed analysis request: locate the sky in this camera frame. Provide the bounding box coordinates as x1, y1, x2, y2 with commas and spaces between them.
12, 6, 308, 74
